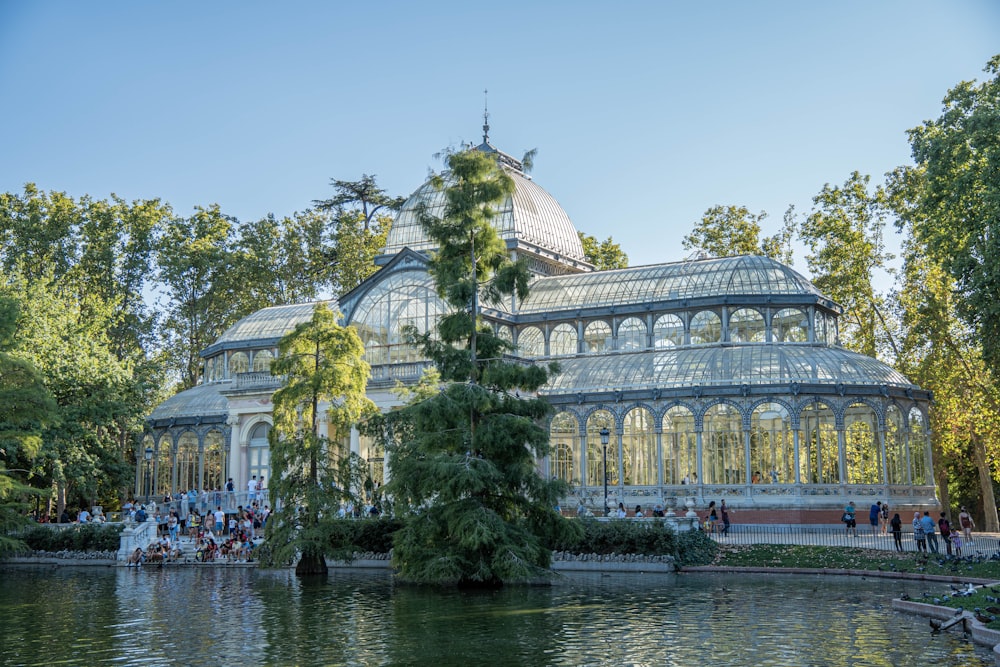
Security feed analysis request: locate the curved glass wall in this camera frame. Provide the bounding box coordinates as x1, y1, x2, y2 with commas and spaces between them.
549, 323, 578, 357
177, 431, 198, 492
845, 402, 881, 484
703, 403, 742, 484
584, 321, 611, 354
653, 314, 684, 348
690, 311, 722, 345
252, 350, 273, 372
203, 430, 225, 492
586, 411, 616, 486
617, 317, 646, 352
885, 405, 906, 485
518, 326, 544, 357
550, 412, 578, 484
662, 407, 696, 485
229, 352, 249, 376
351, 271, 445, 365
155, 438, 172, 496
623, 407, 655, 485
799, 402, 838, 484
773, 308, 808, 343
909, 408, 930, 485
729, 308, 765, 343
750, 403, 793, 484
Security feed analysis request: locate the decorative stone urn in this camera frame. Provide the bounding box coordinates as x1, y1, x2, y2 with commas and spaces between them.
664, 497, 677, 518
685, 497, 698, 518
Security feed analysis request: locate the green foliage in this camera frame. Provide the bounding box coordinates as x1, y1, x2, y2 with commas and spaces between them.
906, 55, 1000, 384
799, 172, 898, 360
383, 148, 579, 586
12, 523, 123, 553
263, 304, 377, 574
578, 232, 629, 270
550, 519, 717, 566
321, 517, 405, 560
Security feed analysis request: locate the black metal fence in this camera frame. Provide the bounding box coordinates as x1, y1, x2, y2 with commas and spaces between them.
707, 524, 1000, 554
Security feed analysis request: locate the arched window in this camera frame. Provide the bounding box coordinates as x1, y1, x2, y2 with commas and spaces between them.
623, 407, 655, 485
702, 403, 742, 484
549, 323, 578, 357
584, 321, 611, 353
248, 422, 270, 491
549, 412, 578, 483
586, 411, 616, 486
350, 270, 445, 365
203, 430, 225, 492
653, 314, 685, 348
359, 433, 384, 498
773, 308, 808, 343
177, 432, 199, 492
518, 326, 544, 357
845, 402, 881, 484
690, 311, 721, 345
750, 403, 793, 484
662, 406, 696, 485
252, 350, 273, 372
908, 408, 930, 485
229, 352, 249, 376
617, 317, 646, 351
729, 308, 765, 343
155, 438, 172, 497
885, 405, 906, 484
799, 402, 838, 484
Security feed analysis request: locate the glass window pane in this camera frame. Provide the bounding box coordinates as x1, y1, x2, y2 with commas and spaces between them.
617, 317, 646, 351
518, 326, 544, 357
584, 321, 611, 353
690, 311, 721, 345
729, 308, 765, 343
654, 314, 684, 348
549, 323, 578, 356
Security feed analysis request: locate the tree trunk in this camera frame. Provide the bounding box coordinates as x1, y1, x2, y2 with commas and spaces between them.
971, 431, 999, 531
295, 551, 328, 576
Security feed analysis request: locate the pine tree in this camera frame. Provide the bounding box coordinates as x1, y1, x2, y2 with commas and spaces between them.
381, 149, 579, 586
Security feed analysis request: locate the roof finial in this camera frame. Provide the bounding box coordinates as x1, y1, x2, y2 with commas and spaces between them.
482, 88, 490, 143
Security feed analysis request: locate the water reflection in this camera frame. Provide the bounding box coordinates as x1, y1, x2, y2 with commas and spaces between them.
0, 567, 991, 666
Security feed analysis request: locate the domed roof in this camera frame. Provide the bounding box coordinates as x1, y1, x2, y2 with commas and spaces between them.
517, 255, 833, 314
540, 344, 916, 395
382, 146, 585, 263
202, 300, 337, 355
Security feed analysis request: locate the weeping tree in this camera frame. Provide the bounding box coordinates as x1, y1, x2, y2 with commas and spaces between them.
378, 148, 580, 587
263, 303, 376, 575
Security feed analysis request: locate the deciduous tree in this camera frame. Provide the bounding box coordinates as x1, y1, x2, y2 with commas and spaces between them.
264, 304, 376, 575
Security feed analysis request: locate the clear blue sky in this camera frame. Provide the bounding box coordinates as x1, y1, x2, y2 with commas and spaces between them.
1, 1, 997, 271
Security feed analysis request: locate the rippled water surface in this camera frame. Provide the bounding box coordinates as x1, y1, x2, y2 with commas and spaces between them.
0, 566, 992, 666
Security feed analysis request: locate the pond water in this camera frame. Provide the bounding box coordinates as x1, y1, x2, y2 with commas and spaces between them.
0, 566, 992, 666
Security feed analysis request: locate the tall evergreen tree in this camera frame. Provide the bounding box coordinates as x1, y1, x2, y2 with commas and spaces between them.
380, 149, 579, 586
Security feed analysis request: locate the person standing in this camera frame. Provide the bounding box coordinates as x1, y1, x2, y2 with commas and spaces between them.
938, 512, 953, 556
843, 501, 857, 537
920, 511, 939, 554
880, 501, 890, 534
706, 500, 718, 533
720, 499, 731, 536
890, 513, 903, 552
248, 475, 257, 503
913, 512, 927, 553
959, 506, 975, 541
869, 502, 881, 536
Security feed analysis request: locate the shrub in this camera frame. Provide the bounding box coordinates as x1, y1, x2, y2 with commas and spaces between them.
549, 518, 717, 565
17, 524, 123, 552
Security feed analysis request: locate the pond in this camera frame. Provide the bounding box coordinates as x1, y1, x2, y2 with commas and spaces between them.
0, 566, 992, 666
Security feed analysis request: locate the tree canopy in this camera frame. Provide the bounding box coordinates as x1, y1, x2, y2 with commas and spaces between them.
378, 148, 579, 586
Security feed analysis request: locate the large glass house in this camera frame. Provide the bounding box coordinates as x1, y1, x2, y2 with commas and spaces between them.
144, 136, 936, 521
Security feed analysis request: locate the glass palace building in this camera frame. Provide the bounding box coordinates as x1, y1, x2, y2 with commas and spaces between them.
145, 138, 936, 521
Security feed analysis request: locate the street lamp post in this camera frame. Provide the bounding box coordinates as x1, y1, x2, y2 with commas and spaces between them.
144, 447, 153, 505
600, 427, 610, 516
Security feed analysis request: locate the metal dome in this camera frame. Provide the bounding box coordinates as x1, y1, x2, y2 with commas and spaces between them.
540, 344, 916, 395
382, 162, 585, 263
147, 382, 229, 423
519, 255, 830, 314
